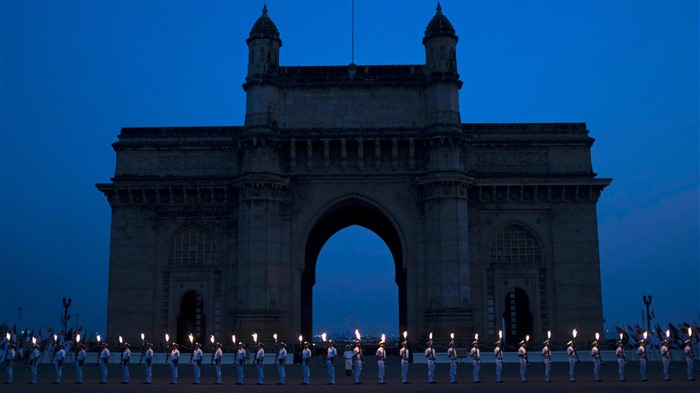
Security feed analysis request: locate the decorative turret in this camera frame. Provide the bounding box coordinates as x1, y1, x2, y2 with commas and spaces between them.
246, 5, 282, 78
423, 2, 458, 77
243, 5, 282, 130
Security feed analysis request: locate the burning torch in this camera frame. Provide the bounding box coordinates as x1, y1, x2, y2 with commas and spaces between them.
139, 333, 145, 364
209, 335, 216, 367
355, 329, 363, 365
163, 333, 170, 366
94, 334, 101, 365
595, 332, 603, 364
572, 329, 579, 361
188, 333, 194, 365
321, 333, 327, 367
119, 336, 124, 368
525, 335, 530, 366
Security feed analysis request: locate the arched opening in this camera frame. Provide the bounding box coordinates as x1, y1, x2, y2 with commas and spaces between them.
313, 226, 398, 338
176, 290, 206, 345
301, 202, 406, 341
503, 287, 533, 345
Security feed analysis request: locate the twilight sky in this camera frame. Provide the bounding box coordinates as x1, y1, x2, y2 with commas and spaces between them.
1, 0, 698, 339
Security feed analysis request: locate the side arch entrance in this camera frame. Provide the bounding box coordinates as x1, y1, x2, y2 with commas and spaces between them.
301, 201, 407, 340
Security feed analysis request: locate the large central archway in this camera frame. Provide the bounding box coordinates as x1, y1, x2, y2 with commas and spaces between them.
301, 199, 407, 341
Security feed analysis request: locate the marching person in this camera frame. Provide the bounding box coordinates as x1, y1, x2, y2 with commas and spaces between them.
660, 339, 671, 381
54, 343, 65, 384
494, 339, 503, 383
75, 343, 86, 384
276, 342, 287, 385
121, 342, 131, 384
235, 342, 246, 385
213, 342, 223, 385
637, 339, 648, 381
518, 340, 528, 382
98, 342, 110, 384
342, 344, 353, 377
425, 340, 436, 384
684, 339, 695, 381
447, 340, 457, 383
352, 340, 363, 384
301, 341, 311, 385
567, 340, 577, 382
254, 342, 264, 385
28, 342, 40, 384
615, 339, 626, 381
591, 339, 602, 382
143, 342, 153, 384
541, 339, 551, 382
326, 340, 337, 384
471, 339, 481, 383
376, 340, 386, 384
169, 342, 180, 384
4, 343, 15, 384
399, 340, 410, 384
192, 342, 203, 384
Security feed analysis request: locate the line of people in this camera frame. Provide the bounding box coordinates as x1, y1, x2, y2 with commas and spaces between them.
3, 336, 696, 384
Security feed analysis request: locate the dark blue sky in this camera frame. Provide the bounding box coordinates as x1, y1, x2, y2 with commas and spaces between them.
1, 0, 698, 339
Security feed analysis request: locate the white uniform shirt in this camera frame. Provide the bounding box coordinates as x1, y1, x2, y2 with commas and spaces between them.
471, 347, 481, 360
494, 346, 503, 360
400, 347, 409, 360
425, 347, 436, 360
591, 346, 600, 358
376, 347, 385, 361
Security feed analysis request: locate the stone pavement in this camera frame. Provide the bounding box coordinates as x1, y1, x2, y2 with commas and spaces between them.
3, 357, 697, 392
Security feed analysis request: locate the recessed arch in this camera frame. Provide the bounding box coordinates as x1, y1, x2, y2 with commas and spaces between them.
300, 195, 407, 340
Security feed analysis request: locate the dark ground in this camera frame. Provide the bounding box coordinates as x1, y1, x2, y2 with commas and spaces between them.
2, 357, 697, 393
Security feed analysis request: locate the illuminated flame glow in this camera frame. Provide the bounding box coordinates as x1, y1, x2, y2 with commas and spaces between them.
299, 335, 303, 342
76, 334, 81, 343
403, 331, 407, 339
429, 332, 433, 340
96, 334, 101, 342
572, 329, 578, 339
232, 335, 236, 344
273, 333, 278, 341
32, 337, 37, 344
141, 333, 145, 341
252, 333, 258, 343
381, 334, 386, 342
210, 335, 215, 344
475, 333, 479, 341
595, 332, 600, 341
526, 335, 530, 342
498, 330, 502, 339
355, 329, 361, 341
321, 333, 327, 342
119, 336, 123, 344
619, 333, 623, 340
450, 332, 454, 339
643, 331, 648, 340
547, 331, 551, 339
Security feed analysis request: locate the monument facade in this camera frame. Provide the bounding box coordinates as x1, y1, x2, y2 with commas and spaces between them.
97, 4, 611, 347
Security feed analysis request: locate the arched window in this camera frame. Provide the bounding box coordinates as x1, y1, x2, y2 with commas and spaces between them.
489, 223, 542, 267
168, 227, 219, 265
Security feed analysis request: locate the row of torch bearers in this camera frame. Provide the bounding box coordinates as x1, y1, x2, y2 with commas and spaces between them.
18, 326, 692, 364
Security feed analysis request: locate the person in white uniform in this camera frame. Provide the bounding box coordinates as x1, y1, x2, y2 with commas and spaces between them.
447, 341, 457, 383
276, 342, 287, 385
615, 340, 626, 381
213, 342, 223, 385
169, 343, 180, 384
425, 340, 436, 384
192, 342, 203, 384
342, 344, 353, 376
254, 342, 264, 385
143, 343, 153, 384
660, 339, 671, 381
566, 340, 577, 382
518, 340, 528, 382
326, 340, 337, 384
235, 342, 246, 385
29, 343, 40, 384
352, 341, 363, 384
99, 342, 110, 384
121, 342, 131, 384
471, 340, 481, 383
4, 343, 15, 384
75, 343, 86, 384
54, 343, 66, 384
494, 340, 503, 383
376, 340, 386, 384
399, 340, 410, 384
637, 339, 648, 381
591, 340, 601, 382
301, 341, 311, 385
541, 339, 551, 382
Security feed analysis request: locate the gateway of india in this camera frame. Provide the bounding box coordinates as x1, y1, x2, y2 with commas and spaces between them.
97, 4, 611, 347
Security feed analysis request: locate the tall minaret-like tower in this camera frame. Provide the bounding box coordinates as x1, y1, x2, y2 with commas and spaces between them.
422, 2, 462, 129
243, 5, 282, 130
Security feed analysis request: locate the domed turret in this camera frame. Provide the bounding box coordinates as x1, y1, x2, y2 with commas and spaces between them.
423, 2, 457, 42
246, 5, 282, 78
248, 5, 281, 44
423, 2, 458, 76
